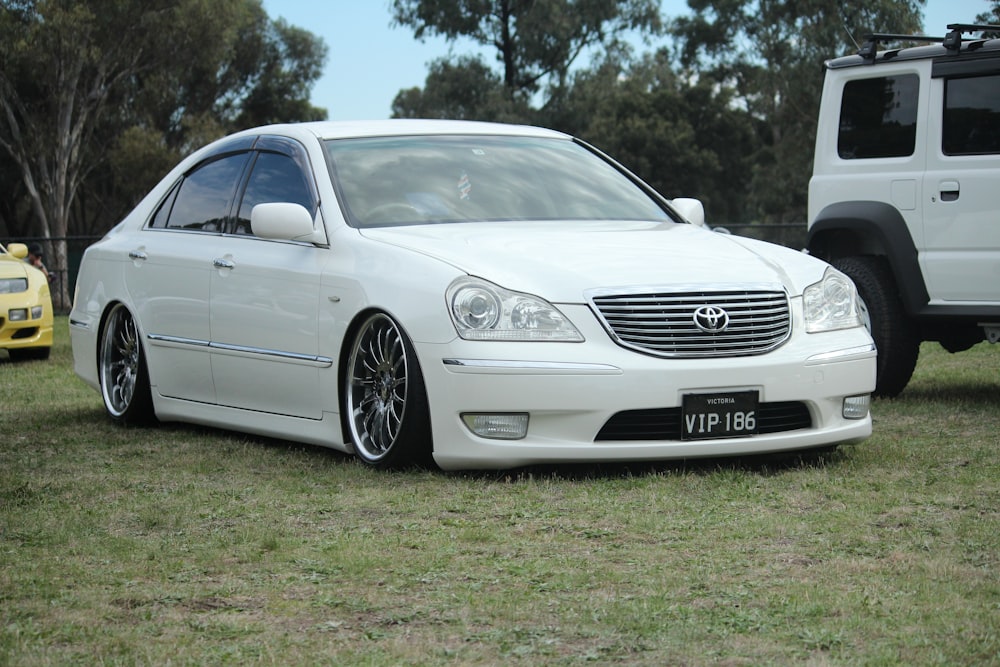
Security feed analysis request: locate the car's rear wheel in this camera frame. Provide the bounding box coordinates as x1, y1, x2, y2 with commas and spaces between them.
344, 312, 432, 469
99, 303, 154, 424
833, 255, 919, 398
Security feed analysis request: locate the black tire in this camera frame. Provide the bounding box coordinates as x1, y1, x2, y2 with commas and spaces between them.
344, 312, 433, 469
7, 347, 50, 362
99, 303, 155, 424
833, 256, 919, 398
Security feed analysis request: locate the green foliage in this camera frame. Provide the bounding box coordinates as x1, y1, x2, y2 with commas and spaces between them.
975, 1, 1000, 25
670, 0, 925, 222
1, 321, 999, 664
551, 51, 760, 220
0, 0, 327, 246
391, 0, 662, 100
392, 55, 532, 122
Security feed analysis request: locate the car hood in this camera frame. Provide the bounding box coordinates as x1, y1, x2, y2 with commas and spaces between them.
0, 256, 30, 280
360, 221, 826, 302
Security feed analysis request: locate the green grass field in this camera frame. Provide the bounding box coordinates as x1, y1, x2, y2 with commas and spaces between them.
2, 318, 998, 665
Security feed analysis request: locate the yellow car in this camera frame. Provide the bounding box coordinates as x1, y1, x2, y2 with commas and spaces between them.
1, 242, 53, 361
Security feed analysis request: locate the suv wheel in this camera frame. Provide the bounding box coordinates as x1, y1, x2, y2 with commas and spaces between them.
833, 256, 919, 398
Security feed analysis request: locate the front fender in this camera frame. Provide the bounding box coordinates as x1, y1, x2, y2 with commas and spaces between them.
807, 201, 929, 315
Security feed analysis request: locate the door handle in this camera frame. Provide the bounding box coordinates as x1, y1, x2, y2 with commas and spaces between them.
213, 258, 235, 270
128, 249, 147, 261
940, 180, 960, 202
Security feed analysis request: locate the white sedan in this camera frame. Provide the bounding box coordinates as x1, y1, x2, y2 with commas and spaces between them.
70, 120, 876, 470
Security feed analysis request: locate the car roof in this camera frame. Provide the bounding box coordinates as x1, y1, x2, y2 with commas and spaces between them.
229, 119, 571, 143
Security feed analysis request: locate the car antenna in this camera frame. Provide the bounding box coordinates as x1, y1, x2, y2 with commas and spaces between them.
842, 21, 861, 52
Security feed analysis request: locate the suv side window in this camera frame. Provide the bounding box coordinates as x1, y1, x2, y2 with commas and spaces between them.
838, 74, 919, 159
943, 74, 1000, 155
149, 153, 249, 231
234, 151, 315, 235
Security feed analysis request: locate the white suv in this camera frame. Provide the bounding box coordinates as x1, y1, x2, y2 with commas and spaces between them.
807, 23, 1000, 396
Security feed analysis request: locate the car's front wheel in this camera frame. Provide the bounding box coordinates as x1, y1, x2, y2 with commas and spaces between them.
833, 255, 919, 398
344, 312, 432, 469
99, 303, 154, 424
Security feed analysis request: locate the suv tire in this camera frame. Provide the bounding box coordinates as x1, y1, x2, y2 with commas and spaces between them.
833, 256, 919, 398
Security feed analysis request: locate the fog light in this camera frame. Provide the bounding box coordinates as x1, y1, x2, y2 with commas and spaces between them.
462, 413, 529, 440
31, 306, 43, 319
843, 395, 870, 420
8, 308, 27, 322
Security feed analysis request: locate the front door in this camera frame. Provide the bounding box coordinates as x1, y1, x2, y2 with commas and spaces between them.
209, 145, 326, 419
921, 70, 1000, 303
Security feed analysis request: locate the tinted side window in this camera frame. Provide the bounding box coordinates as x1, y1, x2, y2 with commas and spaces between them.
156, 154, 248, 232
943, 74, 1000, 155
235, 152, 314, 235
838, 74, 919, 159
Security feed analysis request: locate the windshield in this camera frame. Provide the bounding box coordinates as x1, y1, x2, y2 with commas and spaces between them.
324, 135, 672, 228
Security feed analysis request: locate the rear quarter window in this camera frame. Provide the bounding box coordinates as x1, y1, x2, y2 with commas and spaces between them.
837, 74, 919, 159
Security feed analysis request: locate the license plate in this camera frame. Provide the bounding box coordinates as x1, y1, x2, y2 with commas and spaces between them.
682, 391, 759, 440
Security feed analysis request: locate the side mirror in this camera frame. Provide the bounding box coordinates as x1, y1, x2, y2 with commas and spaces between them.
670, 198, 706, 227
6, 242, 28, 259
251, 203, 324, 243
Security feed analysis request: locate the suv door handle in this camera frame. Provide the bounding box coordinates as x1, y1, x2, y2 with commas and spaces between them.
213, 258, 235, 270
940, 180, 960, 202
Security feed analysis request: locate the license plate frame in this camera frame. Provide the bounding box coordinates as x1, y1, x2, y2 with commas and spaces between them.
682, 391, 759, 440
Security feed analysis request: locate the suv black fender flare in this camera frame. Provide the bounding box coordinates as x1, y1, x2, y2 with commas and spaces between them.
806, 201, 929, 315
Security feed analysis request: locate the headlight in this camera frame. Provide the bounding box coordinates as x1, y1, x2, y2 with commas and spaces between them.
447, 277, 584, 341
0, 278, 28, 294
803, 267, 863, 333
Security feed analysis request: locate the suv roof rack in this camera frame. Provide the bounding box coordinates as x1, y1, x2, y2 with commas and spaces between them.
943, 23, 1000, 49
858, 23, 1000, 59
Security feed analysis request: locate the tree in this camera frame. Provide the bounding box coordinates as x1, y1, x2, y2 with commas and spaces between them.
233, 18, 329, 129
975, 1, 1000, 25
550, 51, 760, 222
391, 0, 662, 107
0, 0, 327, 306
671, 0, 924, 223
392, 56, 534, 121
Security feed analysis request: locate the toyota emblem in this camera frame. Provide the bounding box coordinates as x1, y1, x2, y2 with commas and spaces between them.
693, 305, 730, 333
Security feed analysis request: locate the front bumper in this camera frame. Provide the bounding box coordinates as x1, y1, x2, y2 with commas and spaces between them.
417, 305, 876, 470
0, 298, 54, 352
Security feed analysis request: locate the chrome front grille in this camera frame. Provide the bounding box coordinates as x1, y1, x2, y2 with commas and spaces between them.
588, 286, 791, 358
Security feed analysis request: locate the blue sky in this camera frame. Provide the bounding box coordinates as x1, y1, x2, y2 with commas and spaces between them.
261, 1, 994, 121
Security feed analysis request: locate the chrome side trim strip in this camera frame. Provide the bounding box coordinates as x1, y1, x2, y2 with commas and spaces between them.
148, 333, 333, 367
209, 341, 334, 366
148, 334, 210, 348
443, 359, 622, 375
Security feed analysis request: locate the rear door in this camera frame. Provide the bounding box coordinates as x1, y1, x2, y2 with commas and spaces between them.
127, 149, 252, 403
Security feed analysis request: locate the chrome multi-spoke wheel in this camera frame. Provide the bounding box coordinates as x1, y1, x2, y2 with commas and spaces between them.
99, 304, 153, 423
345, 313, 431, 468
